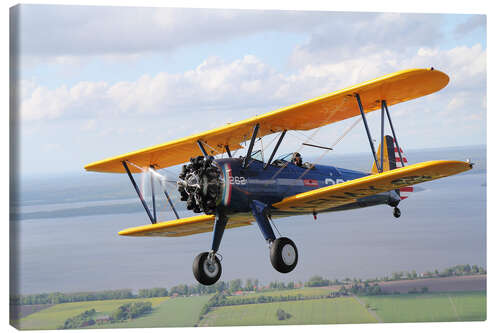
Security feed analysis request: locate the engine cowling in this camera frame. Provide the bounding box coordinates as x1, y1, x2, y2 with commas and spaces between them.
177, 156, 224, 215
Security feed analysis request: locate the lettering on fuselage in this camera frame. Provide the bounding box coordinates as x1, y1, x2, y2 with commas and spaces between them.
228, 176, 247, 185
227, 173, 346, 189
325, 178, 345, 185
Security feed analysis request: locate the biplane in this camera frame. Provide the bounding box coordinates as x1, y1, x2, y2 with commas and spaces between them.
85, 68, 472, 285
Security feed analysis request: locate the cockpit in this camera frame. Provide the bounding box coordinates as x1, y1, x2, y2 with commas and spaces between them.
272, 152, 313, 169
241, 150, 313, 169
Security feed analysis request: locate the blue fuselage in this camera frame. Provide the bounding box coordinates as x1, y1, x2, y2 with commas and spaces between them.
215, 157, 395, 217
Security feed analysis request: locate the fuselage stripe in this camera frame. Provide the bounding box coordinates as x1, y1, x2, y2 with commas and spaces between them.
223, 163, 232, 206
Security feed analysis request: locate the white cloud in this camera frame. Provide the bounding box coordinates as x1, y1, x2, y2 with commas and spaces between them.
20, 42, 485, 130
14, 8, 487, 175
289, 13, 445, 67
21, 81, 111, 121
17, 5, 332, 57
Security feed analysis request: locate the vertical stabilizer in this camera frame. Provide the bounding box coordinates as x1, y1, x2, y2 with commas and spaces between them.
371, 135, 412, 199
371, 135, 396, 174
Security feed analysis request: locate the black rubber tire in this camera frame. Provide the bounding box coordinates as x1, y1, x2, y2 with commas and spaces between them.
270, 237, 298, 273
193, 252, 222, 285
393, 207, 401, 218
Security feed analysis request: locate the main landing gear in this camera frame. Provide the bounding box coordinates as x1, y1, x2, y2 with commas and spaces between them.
270, 237, 298, 273
250, 200, 298, 274
388, 191, 401, 219
193, 251, 222, 285
192, 201, 299, 286
193, 209, 227, 285
393, 207, 401, 218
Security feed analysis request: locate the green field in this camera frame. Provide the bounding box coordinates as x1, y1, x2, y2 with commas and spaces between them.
200, 297, 378, 326
14, 297, 168, 330
360, 291, 486, 323
102, 295, 212, 328
227, 287, 334, 300
12, 290, 486, 329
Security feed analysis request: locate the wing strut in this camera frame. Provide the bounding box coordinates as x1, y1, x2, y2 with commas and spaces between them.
224, 145, 232, 158
243, 123, 260, 168
382, 100, 405, 167
122, 161, 156, 224
197, 140, 208, 158
163, 189, 180, 219
264, 130, 287, 169
380, 100, 385, 172
149, 168, 157, 223
355, 93, 381, 172
356, 95, 406, 173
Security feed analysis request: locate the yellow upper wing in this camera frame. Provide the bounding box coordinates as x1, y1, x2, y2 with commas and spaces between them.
85, 68, 448, 173
273, 160, 472, 213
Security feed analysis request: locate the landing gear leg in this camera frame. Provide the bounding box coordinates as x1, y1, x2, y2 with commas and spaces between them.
193, 210, 227, 285
250, 200, 298, 274
388, 190, 401, 219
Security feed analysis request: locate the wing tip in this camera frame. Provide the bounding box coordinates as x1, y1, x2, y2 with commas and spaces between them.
118, 229, 133, 236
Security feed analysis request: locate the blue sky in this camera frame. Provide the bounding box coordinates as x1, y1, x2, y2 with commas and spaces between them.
14, 5, 486, 175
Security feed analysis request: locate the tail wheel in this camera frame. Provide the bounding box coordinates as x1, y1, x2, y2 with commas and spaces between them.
193, 252, 222, 285
270, 237, 298, 273
393, 207, 401, 218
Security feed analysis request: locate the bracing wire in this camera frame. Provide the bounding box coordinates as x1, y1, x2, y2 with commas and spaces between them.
270, 127, 326, 180
288, 130, 327, 147
270, 97, 349, 180
298, 116, 362, 180
269, 216, 282, 238
199, 140, 224, 156
245, 131, 281, 168
260, 135, 265, 162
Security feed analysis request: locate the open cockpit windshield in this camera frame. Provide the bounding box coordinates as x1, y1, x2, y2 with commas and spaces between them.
275, 152, 293, 163
250, 149, 265, 163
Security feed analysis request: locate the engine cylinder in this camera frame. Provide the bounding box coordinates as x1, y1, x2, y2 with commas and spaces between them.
177, 156, 223, 215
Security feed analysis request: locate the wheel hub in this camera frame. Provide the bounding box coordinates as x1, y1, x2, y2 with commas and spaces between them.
281, 244, 296, 266
203, 258, 219, 278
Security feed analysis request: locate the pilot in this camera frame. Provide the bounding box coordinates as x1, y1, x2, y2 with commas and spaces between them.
292, 152, 303, 167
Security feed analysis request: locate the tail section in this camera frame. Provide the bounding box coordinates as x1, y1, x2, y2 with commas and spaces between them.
371, 135, 413, 200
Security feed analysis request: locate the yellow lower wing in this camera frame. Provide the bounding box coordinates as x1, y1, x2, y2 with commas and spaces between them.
119, 160, 471, 237
118, 214, 253, 237
273, 160, 472, 213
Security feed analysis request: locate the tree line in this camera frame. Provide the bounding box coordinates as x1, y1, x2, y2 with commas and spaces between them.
11, 289, 135, 306
59, 302, 152, 329
60, 309, 97, 329
110, 301, 152, 321
12, 264, 485, 305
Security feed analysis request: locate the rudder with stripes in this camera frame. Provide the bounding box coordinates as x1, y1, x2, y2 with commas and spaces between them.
371, 135, 413, 200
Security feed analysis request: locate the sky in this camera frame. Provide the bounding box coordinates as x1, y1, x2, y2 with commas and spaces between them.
12, 5, 486, 176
